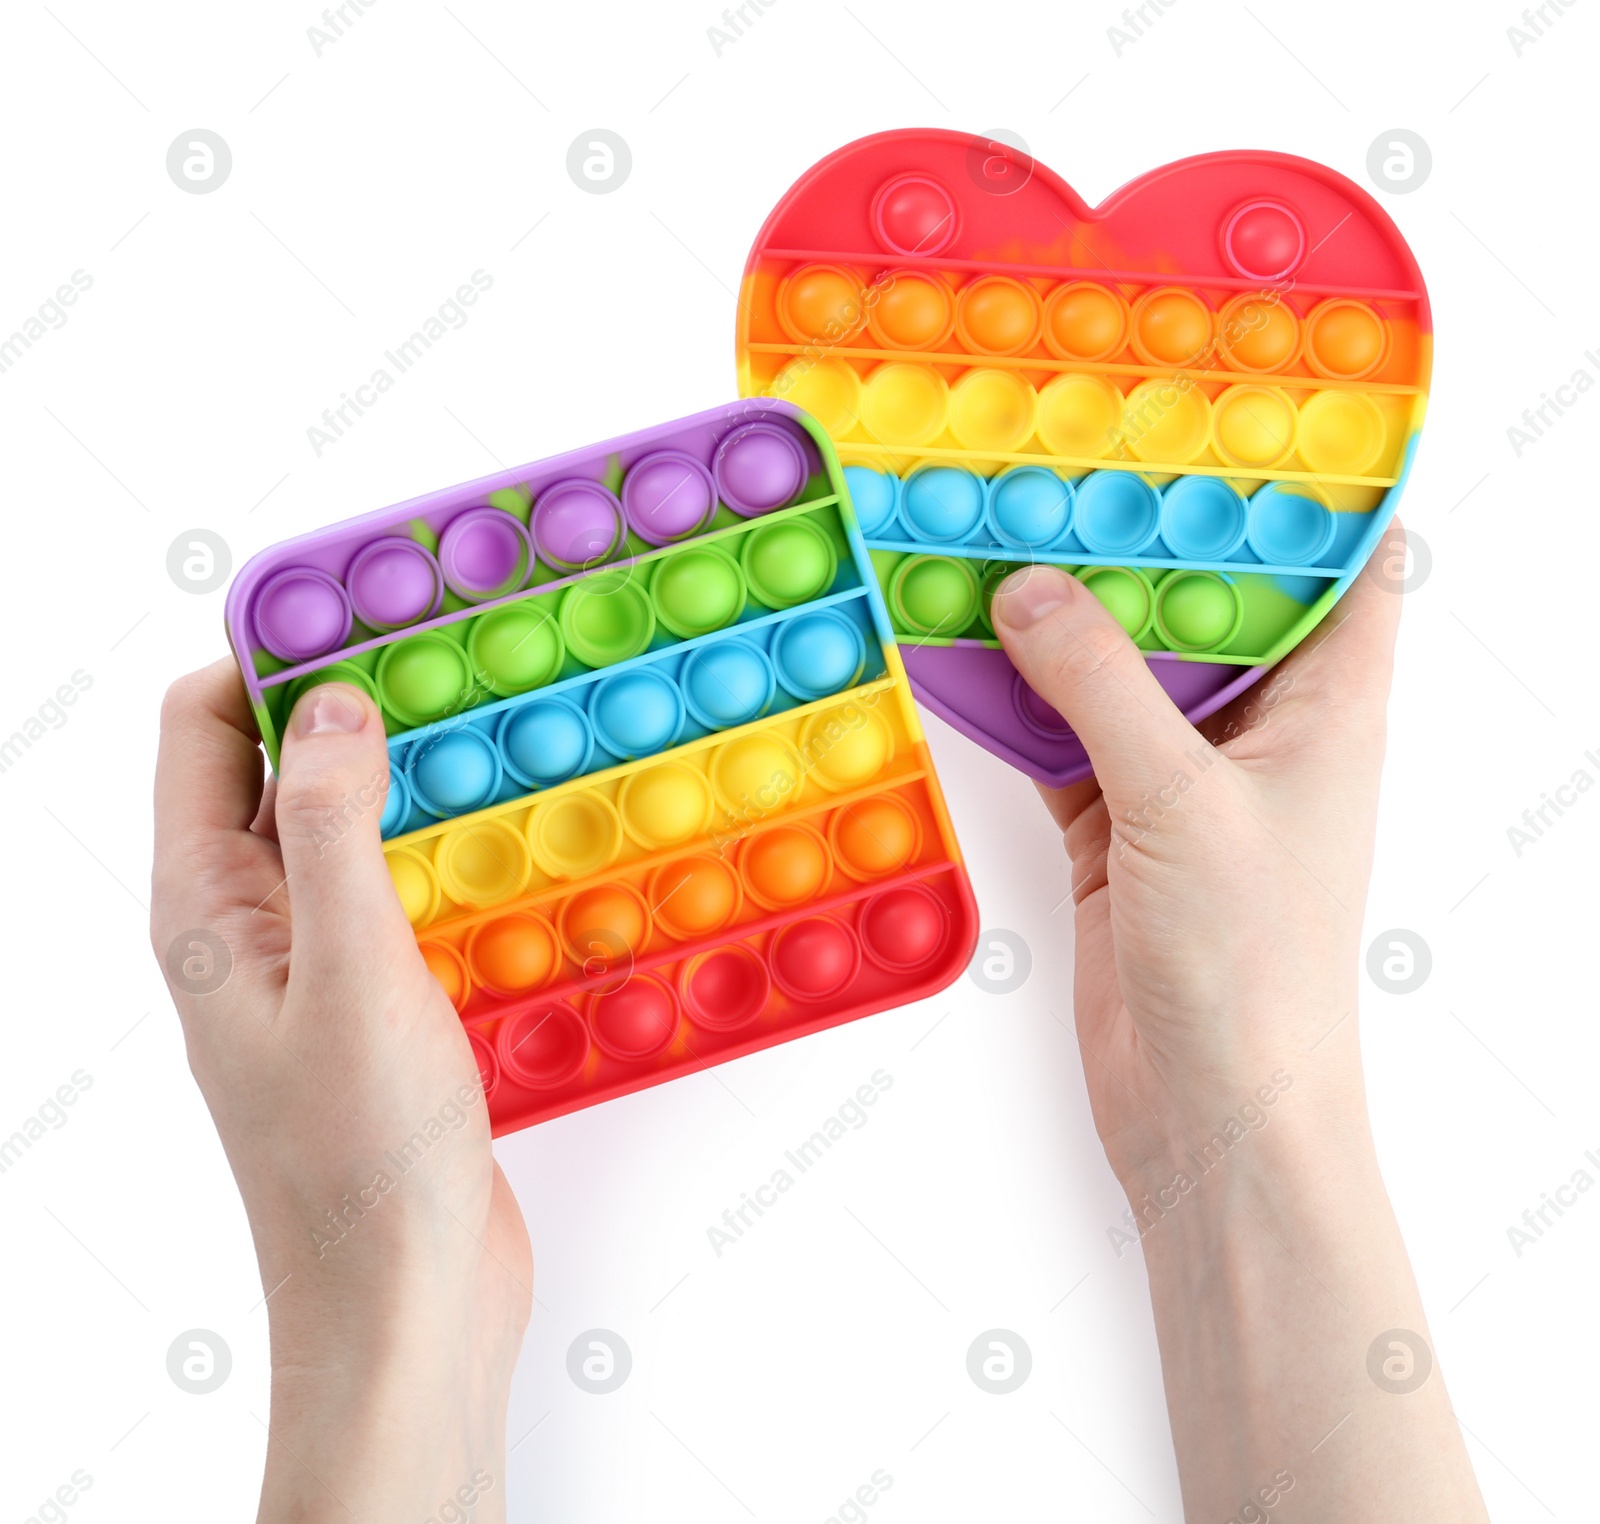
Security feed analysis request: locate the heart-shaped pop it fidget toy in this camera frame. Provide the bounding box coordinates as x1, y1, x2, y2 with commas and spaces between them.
735, 131, 1431, 785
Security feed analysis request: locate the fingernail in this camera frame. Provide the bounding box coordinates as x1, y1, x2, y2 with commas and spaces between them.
294, 686, 366, 737
992, 566, 1074, 630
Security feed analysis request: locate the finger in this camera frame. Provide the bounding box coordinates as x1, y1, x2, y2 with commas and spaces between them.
1034, 776, 1102, 835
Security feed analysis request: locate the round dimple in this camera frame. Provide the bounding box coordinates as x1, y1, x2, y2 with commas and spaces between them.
1159, 476, 1249, 561
740, 517, 837, 609
771, 358, 861, 438
1130, 287, 1214, 368
1154, 571, 1245, 653
948, 368, 1037, 452
498, 699, 592, 788
346, 539, 442, 631
901, 466, 985, 543
1121, 379, 1213, 465
467, 1031, 498, 1096
647, 855, 742, 940
379, 762, 410, 838
860, 362, 949, 446
1212, 385, 1299, 469
739, 823, 830, 910
770, 610, 866, 701
650, 548, 745, 639
527, 790, 624, 879
987, 467, 1073, 549
530, 480, 624, 572
872, 174, 958, 256
681, 945, 770, 1032
386, 848, 440, 927
867, 271, 955, 349
375, 634, 474, 727
621, 451, 717, 545
439, 508, 532, 601
498, 1002, 589, 1090
1223, 199, 1307, 281
590, 975, 680, 1061
841, 465, 899, 535
1013, 674, 1075, 739
1079, 566, 1154, 640
1219, 294, 1302, 374
435, 820, 532, 909
714, 422, 809, 517
558, 883, 650, 966
1036, 373, 1123, 459
407, 728, 502, 817
680, 640, 774, 729
858, 883, 949, 973
890, 555, 980, 638
801, 705, 893, 793
777, 263, 866, 343
955, 275, 1043, 355
466, 913, 559, 997
617, 762, 714, 851
467, 602, 563, 696
419, 940, 470, 1010
283, 661, 380, 722
1296, 391, 1387, 476
558, 572, 655, 668
829, 795, 921, 880
710, 732, 804, 816
769, 915, 860, 1001
1043, 281, 1129, 361
254, 567, 353, 663
588, 669, 684, 760
1073, 472, 1163, 556
975, 562, 1018, 636
1304, 300, 1389, 380
1245, 484, 1338, 566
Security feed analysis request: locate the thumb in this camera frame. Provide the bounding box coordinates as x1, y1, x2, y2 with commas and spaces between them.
990, 564, 1204, 806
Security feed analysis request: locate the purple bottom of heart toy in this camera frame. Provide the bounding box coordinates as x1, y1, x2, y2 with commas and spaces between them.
901, 644, 1269, 789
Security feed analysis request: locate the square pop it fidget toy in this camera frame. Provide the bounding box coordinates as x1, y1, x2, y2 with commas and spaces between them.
736, 131, 1432, 786
226, 402, 978, 1134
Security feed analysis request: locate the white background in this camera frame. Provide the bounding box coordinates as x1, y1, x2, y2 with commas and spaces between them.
1, 1, 1596, 1519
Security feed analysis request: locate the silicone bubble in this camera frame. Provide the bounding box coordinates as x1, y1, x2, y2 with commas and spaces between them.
466, 912, 559, 997
438, 508, 533, 601
867, 270, 955, 349
1212, 385, 1299, 469
975, 561, 1019, 636
1296, 390, 1387, 476
1036, 373, 1123, 459
1130, 287, 1215, 367
770, 609, 866, 701
527, 789, 624, 879
871, 174, 958, 256
419, 940, 470, 1010
769, 915, 860, 1001
841, 465, 899, 536
650, 547, 746, 639
829, 794, 922, 881
622, 450, 717, 545
617, 762, 714, 851
435, 819, 532, 908
1043, 281, 1129, 362
948, 367, 1037, 453
889, 555, 980, 638
740, 517, 838, 608
379, 761, 410, 839
345, 539, 443, 632
375, 634, 474, 727
1223, 199, 1306, 281
386, 847, 440, 927
777, 263, 866, 343
901, 465, 985, 543
558, 571, 655, 668
467, 1030, 499, 1097
406, 727, 503, 817
648, 855, 742, 940
771, 357, 861, 438
680, 944, 770, 1032
498, 1001, 589, 1090
588, 668, 684, 759
1079, 565, 1155, 640
467, 602, 563, 696
1218, 293, 1302, 374
1159, 476, 1249, 561
800, 704, 894, 792
531, 479, 625, 572
1013, 675, 1074, 739
283, 661, 379, 721
254, 567, 353, 663
739, 822, 830, 910
1153, 570, 1245, 654
858, 883, 949, 973
1073, 471, 1162, 556
590, 975, 680, 1062
714, 421, 809, 517
860, 362, 949, 446
680, 639, 775, 728
498, 698, 593, 788
1121, 380, 1213, 465
986, 466, 1073, 550
955, 275, 1043, 356
558, 883, 650, 966
1304, 299, 1389, 380
1245, 483, 1337, 566
710, 732, 804, 816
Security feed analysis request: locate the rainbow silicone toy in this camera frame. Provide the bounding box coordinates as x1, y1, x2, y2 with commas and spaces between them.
736, 131, 1431, 785
225, 402, 978, 1134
